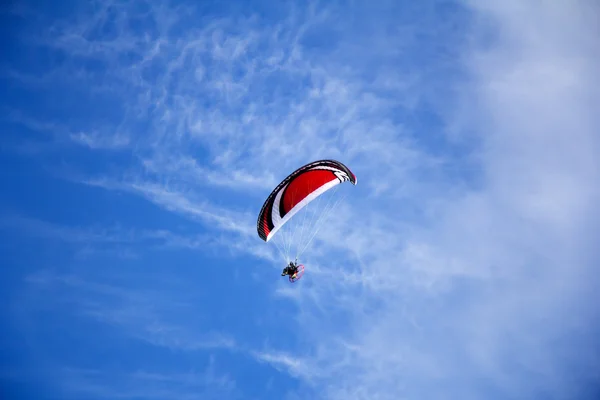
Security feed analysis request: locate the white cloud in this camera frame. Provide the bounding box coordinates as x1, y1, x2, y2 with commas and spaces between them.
271, 2, 600, 399
243, 2, 600, 399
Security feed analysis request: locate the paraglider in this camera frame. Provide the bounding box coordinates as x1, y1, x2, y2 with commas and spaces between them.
256, 159, 357, 282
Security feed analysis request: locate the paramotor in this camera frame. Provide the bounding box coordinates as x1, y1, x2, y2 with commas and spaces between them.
256, 159, 357, 279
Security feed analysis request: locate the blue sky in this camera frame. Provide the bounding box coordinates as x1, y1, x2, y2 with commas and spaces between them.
1, 0, 600, 399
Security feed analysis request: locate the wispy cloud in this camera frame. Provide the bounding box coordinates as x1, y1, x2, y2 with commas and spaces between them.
83, 179, 255, 236
24, 269, 237, 353
69, 131, 130, 150
0, 214, 270, 266
55, 357, 238, 400
252, 351, 316, 382
0, 214, 204, 249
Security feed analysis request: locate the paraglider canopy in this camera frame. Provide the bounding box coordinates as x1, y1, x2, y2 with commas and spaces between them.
256, 159, 357, 273
257, 159, 357, 242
